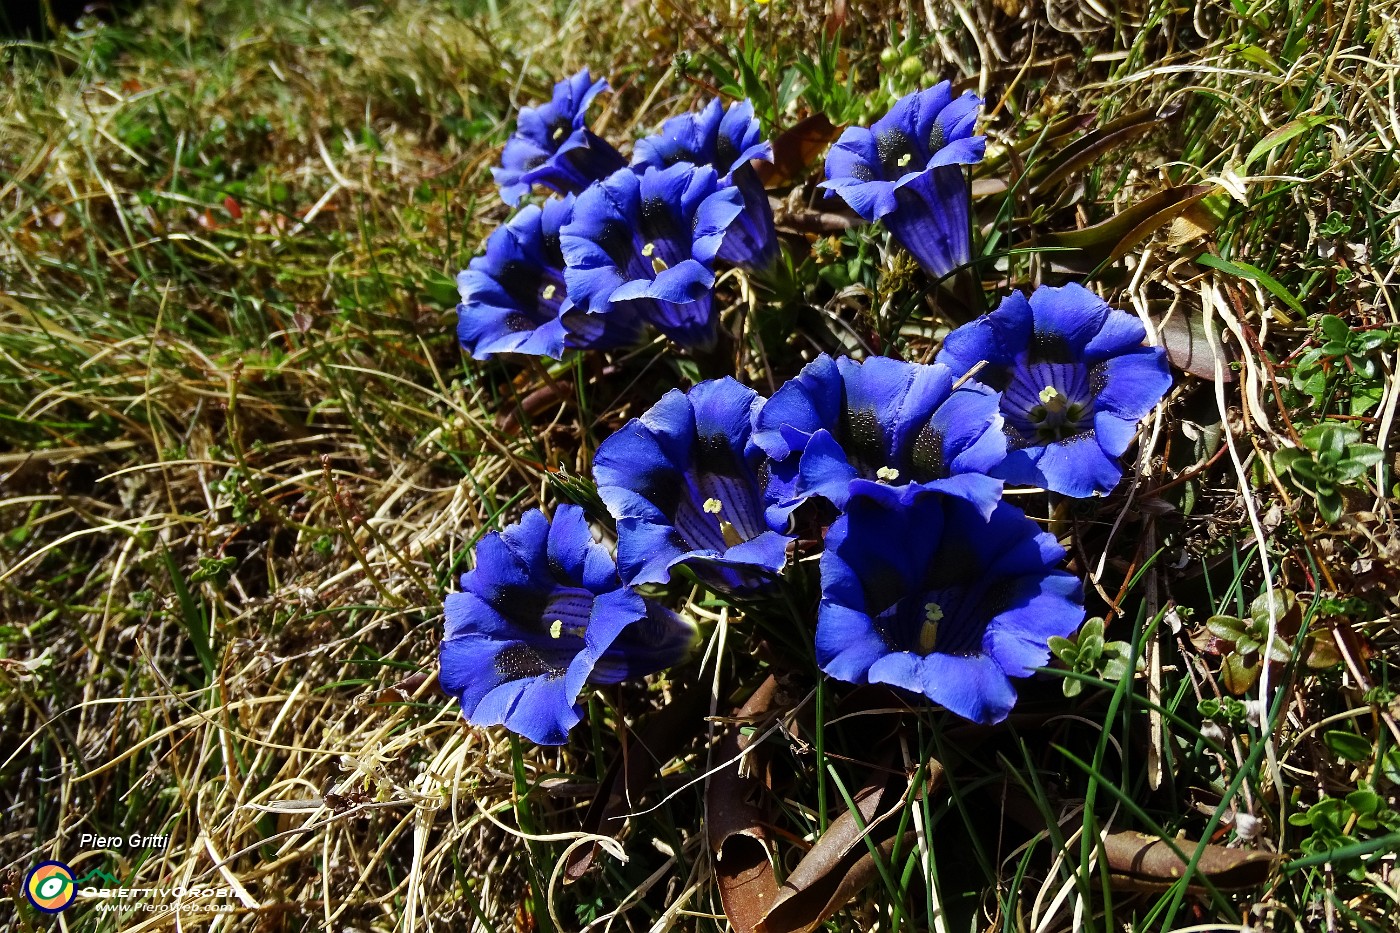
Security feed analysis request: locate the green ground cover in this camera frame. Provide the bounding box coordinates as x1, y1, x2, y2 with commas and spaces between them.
2, 0, 1398, 930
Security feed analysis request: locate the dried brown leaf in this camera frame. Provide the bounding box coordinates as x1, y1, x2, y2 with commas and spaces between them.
1104, 830, 1278, 892
708, 676, 781, 933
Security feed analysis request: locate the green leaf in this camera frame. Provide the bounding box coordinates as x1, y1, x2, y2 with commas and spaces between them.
1318, 314, 1350, 343
1242, 114, 1331, 169
1344, 444, 1385, 469
1221, 652, 1261, 694
1324, 729, 1374, 763
1381, 747, 1400, 785
1196, 253, 1305, 316
1101, 656, 1130, 681
1207, 614, 1248, 640
1316, 488, 1344, 524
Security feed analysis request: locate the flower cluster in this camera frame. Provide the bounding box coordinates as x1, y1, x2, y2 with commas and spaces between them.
440, 77, 1174, 742
457, 72, 777, 359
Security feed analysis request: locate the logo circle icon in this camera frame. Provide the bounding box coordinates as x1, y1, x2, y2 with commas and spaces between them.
24, 861, 77, 913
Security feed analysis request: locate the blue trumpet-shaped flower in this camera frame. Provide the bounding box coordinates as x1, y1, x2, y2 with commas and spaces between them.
751, 354, 1007, 527
935, 283, 1172, 498
594, 378, 791, 595
561, 163, 744, 348
821, 82, 984, 278
456, 195, 643, 359
439, 506, 695, 745
493, 69, 627, 207
632, 98, 777, 269
817, 480, 1084, 725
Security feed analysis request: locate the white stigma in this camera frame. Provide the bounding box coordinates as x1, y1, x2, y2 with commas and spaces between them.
541, 284, 556, 301
897, 152, 912, 167
876, 466, 900, 482
641, 242, 656, 257
703, 498, 723, 514
549, 619, 564, 639
551, 126, 565, 142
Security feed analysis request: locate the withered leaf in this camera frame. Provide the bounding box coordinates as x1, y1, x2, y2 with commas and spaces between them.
1039, 184, 1216, 269
1151, 304, 1234, 382
756, 761, 938, 933
1031, 104, 1184, 196
754, 113, 840, 190
757, 830, 919, 933
1104, 830, 1278, 892
708, 676, 781, 933
564, 680, 710, 882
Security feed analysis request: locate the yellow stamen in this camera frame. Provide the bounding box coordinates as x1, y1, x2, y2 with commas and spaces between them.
1039, 385, 1070, 414
917, 602, 944, 654
720, 520, 744, 549
651, 255, 668, 274
876, 466, 900, 482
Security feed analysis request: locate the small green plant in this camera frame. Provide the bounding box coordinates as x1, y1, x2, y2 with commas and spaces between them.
1198, 695, 1251, 724
190, 555, 239, 586
1194, 589, 1299, 694
1288, 792, 1400, 880
1048, 617, 1136, 697
1291, 314, 1396, 416
1272, 422, 1383, 523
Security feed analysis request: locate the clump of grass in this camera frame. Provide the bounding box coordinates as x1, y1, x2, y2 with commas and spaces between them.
3, 0, 1399, 930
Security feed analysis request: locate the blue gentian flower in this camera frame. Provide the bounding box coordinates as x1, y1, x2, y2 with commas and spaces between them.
820, 82, 984, 278
751, 353, 1007, 527
935, 283, 1172, 498
493, 69, 627, 206
439, 505, 696, 745
456, 195, 643, 359
561, 163, 744, 348
817, 480, 1084, 725
593, 377, 792, 595
632, 98, 777, 269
